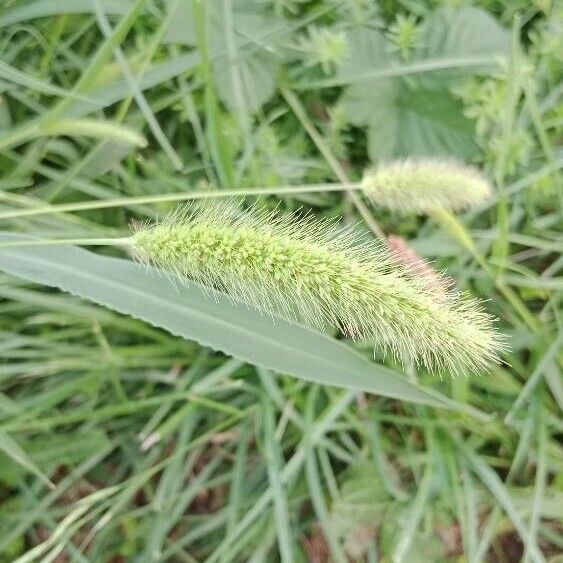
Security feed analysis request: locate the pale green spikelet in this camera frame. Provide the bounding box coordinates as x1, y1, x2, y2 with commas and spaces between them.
131, 201, 505, 375
362, 158, 493, 213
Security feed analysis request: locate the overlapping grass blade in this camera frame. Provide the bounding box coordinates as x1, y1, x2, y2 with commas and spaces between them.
0, 233, 485, 415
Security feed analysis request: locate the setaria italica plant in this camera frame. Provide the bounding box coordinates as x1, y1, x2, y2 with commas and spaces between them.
0, 158, 503, 374
362, 158, 492, 213
130, 201, 504, 375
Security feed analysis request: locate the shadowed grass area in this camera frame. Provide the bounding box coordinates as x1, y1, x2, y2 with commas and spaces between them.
0, 1, 561, 561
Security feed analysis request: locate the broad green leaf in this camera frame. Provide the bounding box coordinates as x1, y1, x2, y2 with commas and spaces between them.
336, 25, 392, 82
317, 6, 511, 89
364, 79, 478, 160
338, 7, 510, 160
164, 0, 287, 113
0, 234, 486, 416
342, 72, 477, 160
421, 7, 511, 66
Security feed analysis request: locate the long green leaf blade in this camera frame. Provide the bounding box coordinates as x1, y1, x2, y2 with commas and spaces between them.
0, 234, 484, 414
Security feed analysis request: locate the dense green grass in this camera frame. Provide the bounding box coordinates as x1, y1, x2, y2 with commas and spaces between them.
0, 0, 562, 561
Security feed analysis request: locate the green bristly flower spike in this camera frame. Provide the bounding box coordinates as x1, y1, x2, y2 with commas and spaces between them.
362, 158, 493, 213
131, 201, 504, 375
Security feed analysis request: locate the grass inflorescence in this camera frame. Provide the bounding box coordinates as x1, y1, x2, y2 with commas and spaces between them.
362, 158, 493, 213
132, 202, 504, 375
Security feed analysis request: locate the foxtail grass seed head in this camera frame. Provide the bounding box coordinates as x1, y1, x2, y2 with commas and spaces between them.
131, 201, 505, 375
362, 158, 492, 213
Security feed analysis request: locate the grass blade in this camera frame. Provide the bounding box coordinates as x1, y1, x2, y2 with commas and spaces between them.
262, 394, 295, 562
0, 432, 54, 489
0, 234, 482, 414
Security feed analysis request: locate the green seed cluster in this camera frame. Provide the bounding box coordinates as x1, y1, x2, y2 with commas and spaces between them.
132, 202, 504, 375
362, 158, 492, 213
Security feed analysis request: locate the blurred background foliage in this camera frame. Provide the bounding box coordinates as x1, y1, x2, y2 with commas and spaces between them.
0, 0, 561, 561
